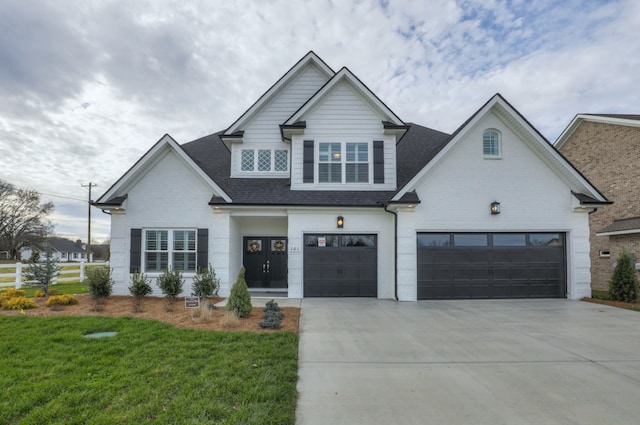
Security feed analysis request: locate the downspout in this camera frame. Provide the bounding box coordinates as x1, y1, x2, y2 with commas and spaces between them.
383, 202, 398, 301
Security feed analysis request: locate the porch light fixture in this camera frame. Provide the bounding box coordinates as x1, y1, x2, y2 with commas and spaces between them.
490, 201, 500, 215
337, 215, 344, 228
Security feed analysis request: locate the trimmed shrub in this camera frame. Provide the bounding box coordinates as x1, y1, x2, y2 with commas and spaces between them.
259, 299, 284, 329
0, 288, 27, 307
191, 264, 220, 300
609, 248, 639, 303
128, 271, 153, 313
3, 296, 37, 310
45, 294, 79, 307
156, 268, 184, 311
84, 266, 114, 311
226, 266, 252, 318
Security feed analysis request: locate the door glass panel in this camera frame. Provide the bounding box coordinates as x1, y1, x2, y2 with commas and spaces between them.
271, 239, 286, 252
247, 239, 262, 253
529, 233, 563, 246
418, 234, 451, 247
341, 235, 375, 247
454, 234, 488, 247
493, 234, 526, 246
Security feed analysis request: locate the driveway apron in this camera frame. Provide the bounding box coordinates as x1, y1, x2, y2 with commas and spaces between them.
296, 298, 640, 425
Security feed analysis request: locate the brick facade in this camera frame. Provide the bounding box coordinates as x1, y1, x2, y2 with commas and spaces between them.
558, 120, 640, 291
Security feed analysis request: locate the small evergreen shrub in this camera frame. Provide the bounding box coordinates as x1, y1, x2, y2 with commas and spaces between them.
609, 248, 639, 303
84, 266, 114, 311
157, 268, 184, 311
259, 299, 284, 329
226, 266, 252, 318
3, 296, 37, 310
45, 294, 79, 307
0, 288, 27, 307
22, 253, 59, 297
128, 271, 153, 313
191, 264, 220, 300
35, 290, 46, 298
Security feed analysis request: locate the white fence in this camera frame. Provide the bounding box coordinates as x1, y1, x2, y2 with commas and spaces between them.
0, 262, 109, 289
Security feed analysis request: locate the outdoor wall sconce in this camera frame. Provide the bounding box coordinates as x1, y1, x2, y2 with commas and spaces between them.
490, 201, 501, 215
337, 215, 344, 228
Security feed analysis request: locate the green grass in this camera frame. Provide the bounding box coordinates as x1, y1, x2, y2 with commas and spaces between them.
22, 281, 88, 297
0, 316, 299, 424
591, 289, 610, 300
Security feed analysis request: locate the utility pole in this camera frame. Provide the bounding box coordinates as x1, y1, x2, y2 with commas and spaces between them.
81, 182, 97, 262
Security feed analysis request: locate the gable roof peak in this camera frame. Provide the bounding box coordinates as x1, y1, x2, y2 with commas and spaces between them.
224, 51, 335, 136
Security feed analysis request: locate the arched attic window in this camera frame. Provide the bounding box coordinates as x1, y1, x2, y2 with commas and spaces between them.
483, 129, 501, 157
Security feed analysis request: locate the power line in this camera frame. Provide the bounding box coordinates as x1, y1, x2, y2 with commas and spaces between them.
40, 192, 86, 203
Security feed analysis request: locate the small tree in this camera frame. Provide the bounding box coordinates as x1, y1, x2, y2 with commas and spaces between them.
128, 271, 153, 313
23, 251, 59, 297
226, 266, 252, 318
191, 264, 220, 305
84, 266, 114, 311
609, 248, 639, 303
157, 268, 184, 311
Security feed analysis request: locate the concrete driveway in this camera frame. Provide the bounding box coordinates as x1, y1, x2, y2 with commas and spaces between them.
296, 299, 640, 424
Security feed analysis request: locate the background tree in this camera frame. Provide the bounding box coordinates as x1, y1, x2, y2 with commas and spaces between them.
0, 180, 54, 260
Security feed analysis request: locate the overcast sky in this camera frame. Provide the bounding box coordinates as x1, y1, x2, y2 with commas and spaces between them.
1, 0, 638, 243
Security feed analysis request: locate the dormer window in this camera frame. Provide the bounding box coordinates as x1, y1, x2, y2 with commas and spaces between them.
483, 129, 501, 157
241, 149, 288, 172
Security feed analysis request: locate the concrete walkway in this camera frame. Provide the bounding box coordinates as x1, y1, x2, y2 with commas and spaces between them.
296, 298, 640, 424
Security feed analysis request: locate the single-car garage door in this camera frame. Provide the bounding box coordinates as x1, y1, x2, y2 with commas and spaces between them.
417, 232, 566, 299
304, 234, 377, 297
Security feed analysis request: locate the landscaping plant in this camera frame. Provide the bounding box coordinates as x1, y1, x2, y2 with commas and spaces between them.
259, 299, 284, 329
156, 267, 184, 311
84, 266, 114, 311
128, 270, 153, 313
191, 264, 220, 305
45, 294, 78, 310
609, 247, 639, 303
226, 266, 252, 318
22, 252, 59, 297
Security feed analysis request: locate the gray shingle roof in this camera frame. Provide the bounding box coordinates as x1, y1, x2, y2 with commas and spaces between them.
597, 216, 640, 235
181, 123, 451, 207
46, 237, 86, 253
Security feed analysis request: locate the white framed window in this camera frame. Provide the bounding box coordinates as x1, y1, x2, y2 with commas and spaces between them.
240, 149, 288, 173
319, 142, 342, 182
346, 142, 368, 183
318, 142, 370, 183
144, 229, 196, 273
483, 129, 501, 157
241, 150, 254, 171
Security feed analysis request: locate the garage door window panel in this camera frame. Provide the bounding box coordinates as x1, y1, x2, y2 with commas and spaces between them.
454, 234, 488, 247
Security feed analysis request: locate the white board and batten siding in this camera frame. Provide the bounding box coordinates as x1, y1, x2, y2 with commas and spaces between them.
395, 111, 593, 300
230, 64, 330, 178
290, 81, 397, 190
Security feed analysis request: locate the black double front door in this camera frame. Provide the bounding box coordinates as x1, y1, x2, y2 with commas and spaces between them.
243, 236, 288, 289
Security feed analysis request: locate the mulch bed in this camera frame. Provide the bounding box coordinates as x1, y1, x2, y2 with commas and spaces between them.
581, 297, 640, 311
0, 294, 300, 333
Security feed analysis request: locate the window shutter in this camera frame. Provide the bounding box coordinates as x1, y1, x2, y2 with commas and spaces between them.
130, 228, 142, 273
303, 140, 314, 183
197, 228, 209, 271
373, 140, 384, 184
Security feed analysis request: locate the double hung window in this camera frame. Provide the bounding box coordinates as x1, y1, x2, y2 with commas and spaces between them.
318, 142, 369, 183
144, 230, 196, 273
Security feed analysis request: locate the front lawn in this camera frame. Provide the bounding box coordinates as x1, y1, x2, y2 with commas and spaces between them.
0, 316, 298, 424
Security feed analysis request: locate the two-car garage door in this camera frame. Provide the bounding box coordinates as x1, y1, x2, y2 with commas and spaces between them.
417, 232, 566, 299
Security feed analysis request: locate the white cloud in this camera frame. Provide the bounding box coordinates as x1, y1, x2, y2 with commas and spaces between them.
1, 0, 638, 241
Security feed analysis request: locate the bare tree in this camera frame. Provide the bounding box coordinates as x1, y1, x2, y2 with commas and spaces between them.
0, 180, 54, 260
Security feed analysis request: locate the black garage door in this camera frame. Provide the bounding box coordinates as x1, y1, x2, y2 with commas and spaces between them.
304, 234, 377, 297
417, 233, 566, 299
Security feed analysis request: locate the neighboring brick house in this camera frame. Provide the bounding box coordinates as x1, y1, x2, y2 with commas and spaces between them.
555, 115, 640, 291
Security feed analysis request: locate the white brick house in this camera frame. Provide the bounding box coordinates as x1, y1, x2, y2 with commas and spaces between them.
95, 52, 609, 301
